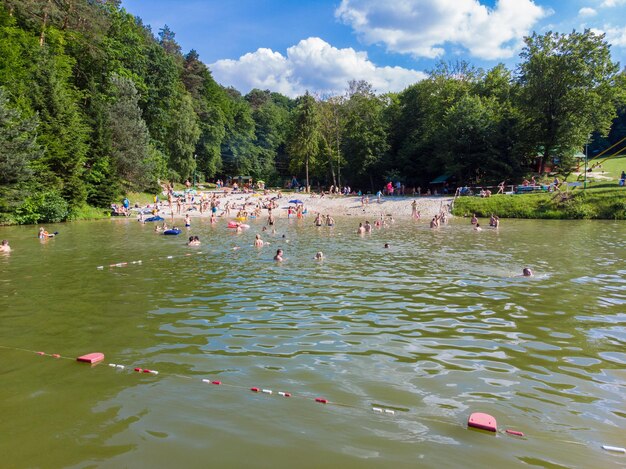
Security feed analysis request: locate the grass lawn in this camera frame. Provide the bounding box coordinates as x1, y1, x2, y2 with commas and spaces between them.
452, 185, 626, 220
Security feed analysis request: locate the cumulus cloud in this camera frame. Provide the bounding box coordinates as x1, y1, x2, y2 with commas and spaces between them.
335, 0, 548, 60
600, 0, 626, 7
602, 25, 626, 46
578, 7, 597, 17
209, 37, 426, 97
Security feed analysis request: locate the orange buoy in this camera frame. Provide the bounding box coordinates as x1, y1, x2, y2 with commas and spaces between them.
468, 412, 497, 432
76, 353, 104, 364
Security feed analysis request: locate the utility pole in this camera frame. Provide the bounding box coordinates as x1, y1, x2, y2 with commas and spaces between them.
193, 154, 197, 189
583, 139, 589, 190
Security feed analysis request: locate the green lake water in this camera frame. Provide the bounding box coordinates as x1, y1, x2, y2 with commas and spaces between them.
0, 217, 625, 468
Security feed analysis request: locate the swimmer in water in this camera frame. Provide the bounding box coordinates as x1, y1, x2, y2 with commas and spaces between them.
384, 243, 390, 248
314, 251, 324, 260
0, 239, 11, 252
254, 234, 264, 247
474, 223, 482, 231
38, 227, 55, 238
522, 268, 533, 277
185, 214, 191, 227
274, 248, 284, 261
471, 213, 478, 225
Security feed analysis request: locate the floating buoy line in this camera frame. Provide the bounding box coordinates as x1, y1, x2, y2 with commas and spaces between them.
96, 250, 205, 270
0, 344, 623, 456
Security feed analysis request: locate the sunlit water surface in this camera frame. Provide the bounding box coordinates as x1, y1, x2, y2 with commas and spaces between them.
0, 217, 625, 468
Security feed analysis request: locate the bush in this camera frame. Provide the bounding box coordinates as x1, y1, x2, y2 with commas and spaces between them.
14, 191, 69, 224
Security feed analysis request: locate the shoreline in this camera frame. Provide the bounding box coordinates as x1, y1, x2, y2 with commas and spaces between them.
131, 192, 454, 221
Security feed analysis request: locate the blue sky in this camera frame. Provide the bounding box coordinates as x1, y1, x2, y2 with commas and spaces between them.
121, 0, 626, 97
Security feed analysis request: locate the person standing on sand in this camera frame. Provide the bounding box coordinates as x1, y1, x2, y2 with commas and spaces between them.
411, 200, 417, 218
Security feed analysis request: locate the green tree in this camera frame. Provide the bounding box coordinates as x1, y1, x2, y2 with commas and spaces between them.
182, 49, 228, 180
316, 95, 344, 187
518, 30, 621, 173
287, 92, 319, 191
341, 80, 389, 190
29, 47, 89, 209
0, 87, 41, 184
166, 88, 200, 181
107, 74, 152, 188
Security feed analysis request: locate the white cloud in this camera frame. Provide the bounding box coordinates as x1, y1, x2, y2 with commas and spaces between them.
578, 7, 597, 17
601, 25, 626, 47
209, 37, 426, 97
335, 0, 548, 60
600, 0, 626, 7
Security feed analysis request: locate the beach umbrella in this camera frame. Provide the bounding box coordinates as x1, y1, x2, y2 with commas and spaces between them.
289, 199, 303, 204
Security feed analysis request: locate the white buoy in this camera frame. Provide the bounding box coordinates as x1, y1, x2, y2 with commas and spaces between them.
602, 445, 626, 453
262, 389, 273, 395
372, 407, 383, 413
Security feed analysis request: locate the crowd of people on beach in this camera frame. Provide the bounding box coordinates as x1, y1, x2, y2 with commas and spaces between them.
1, 184, 534, 277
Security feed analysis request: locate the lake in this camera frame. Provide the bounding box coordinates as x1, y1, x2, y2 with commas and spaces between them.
0, 217, 624, 468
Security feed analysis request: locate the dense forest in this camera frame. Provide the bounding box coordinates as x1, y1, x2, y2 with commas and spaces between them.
0, 0, 625, 224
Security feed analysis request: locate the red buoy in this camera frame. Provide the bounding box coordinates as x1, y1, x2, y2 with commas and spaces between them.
37, 351, 45, 356
211, 381, 222, 385
76, 353, 104, 364
134, 367, 142, 372
468, 412, 497, 432
250, 387, 260, 392
52, 354, 61, 359
505, 429, 525, 437
315, 398, 328, 404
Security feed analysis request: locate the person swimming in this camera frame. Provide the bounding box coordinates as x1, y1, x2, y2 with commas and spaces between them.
38, 227, 56, 238
185, 214, 191, 227
0, 239, 10, 252
522, 268, 533, 277
474, 223, 482, 231
254, 234, 264, 247
274, 249, 284, 261
384, 243, 390, 248
314, 251, 324, 260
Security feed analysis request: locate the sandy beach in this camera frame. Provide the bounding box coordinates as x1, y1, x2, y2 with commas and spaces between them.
140, 191, 454, 221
